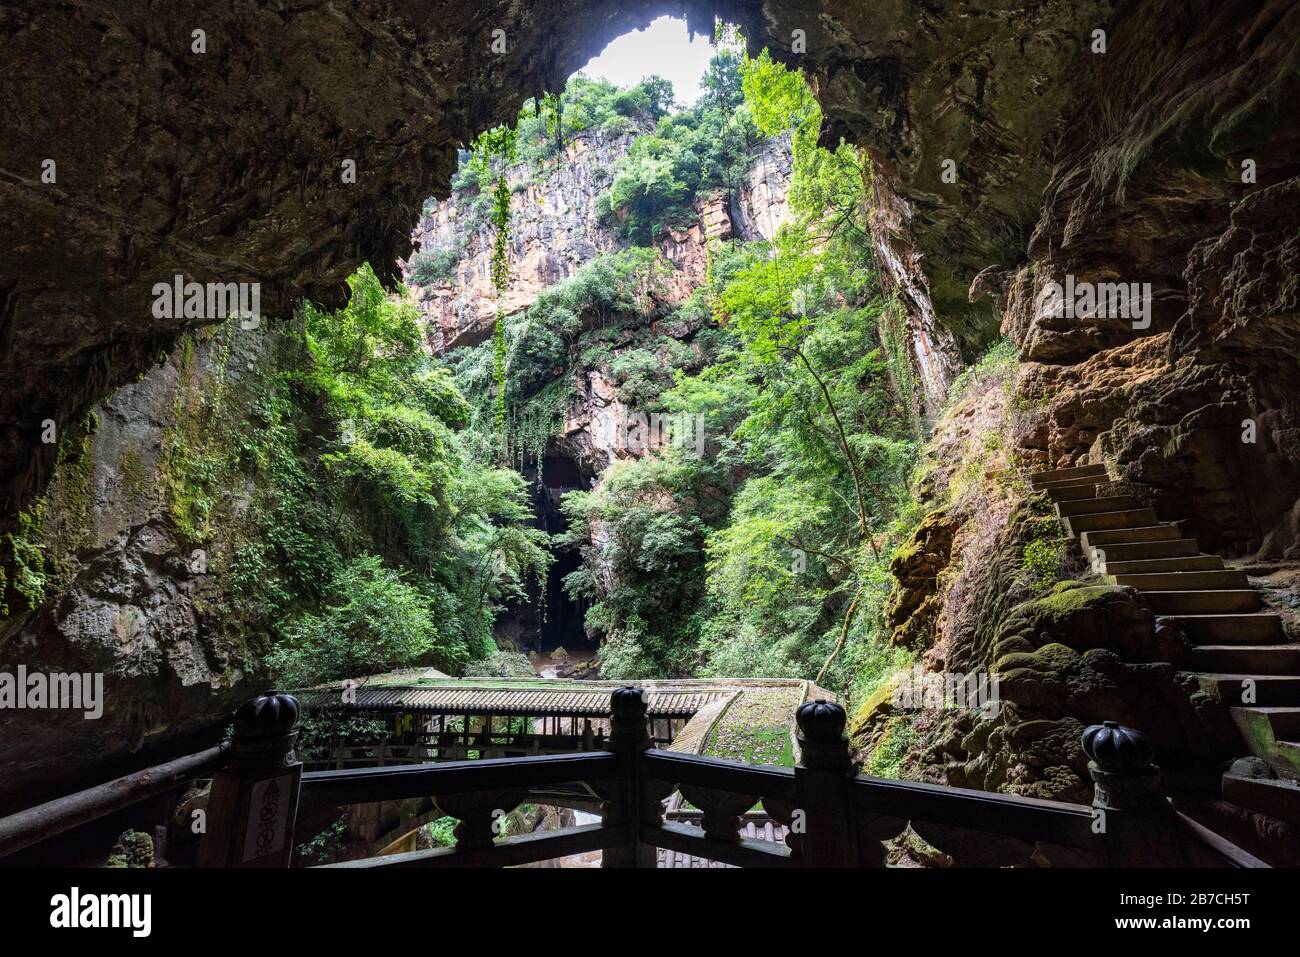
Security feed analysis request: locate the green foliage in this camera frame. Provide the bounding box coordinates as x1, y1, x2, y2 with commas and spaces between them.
559, 452, 721, 677
864, 716, 918, 778
409, 244, 461, 285
449, 247, 673, 468
282, 265, 549, 677
423, 817, 458, 848
599, 51, 760, 243
296, 817, 349, 867
265, 554, 460, 685
6, 505, 47, 612
740, 47, 869, 249
518, 43, 924, 706
506, 75, 671, 167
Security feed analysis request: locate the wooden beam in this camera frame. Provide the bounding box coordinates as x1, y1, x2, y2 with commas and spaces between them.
850, 774, 1097, 848
299, 751, 619, 806
0, 745, 227, 860
321, 822, 627, 869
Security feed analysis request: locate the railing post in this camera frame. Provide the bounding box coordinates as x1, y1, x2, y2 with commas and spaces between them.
600, 686, 657, 868
198, 690, 303, 868
793, 699, 859, 867
1082, 721, 1188, 866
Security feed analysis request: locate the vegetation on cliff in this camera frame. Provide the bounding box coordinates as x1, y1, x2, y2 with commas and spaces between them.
436, 44, 926, 704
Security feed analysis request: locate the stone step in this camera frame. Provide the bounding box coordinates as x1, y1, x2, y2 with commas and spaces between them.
1046, 482, 1105, 502
1080, 526, 1183, 552
1034, 471, 1105, 487
1165, 613, 1286, 643
1201, 674, 1300, 707
1190, 645, 1300, 675
1148, 591, 1262, 614
1029, 462, 1107, 487
1228, 712, 1300, 782
1103, 555, 1224, 575
1056, 495, 1140, 517
1090, 538, 1200, 562
1222, 767, 1300, 824
1235, 707, 1300, 740
1065, 508, 1159, 535
1110, 568, 1250, 591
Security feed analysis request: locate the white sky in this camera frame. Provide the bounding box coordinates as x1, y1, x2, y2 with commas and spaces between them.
573, 16, 714, 106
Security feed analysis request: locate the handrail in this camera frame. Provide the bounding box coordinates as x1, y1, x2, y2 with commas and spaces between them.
642, 749, 797, 803
0, 744, 227, 859
299, 750, 620, 806
1175, 811, 1270, 868
319, 822, 628, 869
852, 774, 1098, 849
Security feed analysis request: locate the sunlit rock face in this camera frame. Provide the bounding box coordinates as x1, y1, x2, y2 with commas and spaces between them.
408, 121, 791, 474
407, 128, 641, 353
407, 127, 792, 356
0, 326, 272, 807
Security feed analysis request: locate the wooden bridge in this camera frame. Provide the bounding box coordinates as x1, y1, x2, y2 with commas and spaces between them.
292, 676, 826, 858
293, 676, 828, 770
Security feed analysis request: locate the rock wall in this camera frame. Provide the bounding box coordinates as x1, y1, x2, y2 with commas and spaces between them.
0, 323, 276, 806
414, 122, 792, 473
854, 351, 1240, 803
409, 126, 793, 357
987, 1, 1300, 558
407, 127, 643, 352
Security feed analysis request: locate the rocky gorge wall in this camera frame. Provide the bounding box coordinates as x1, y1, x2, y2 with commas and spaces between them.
411, 122, 792, 473
407, 127, 644, 353
0, 322, 282, 806
853, 0, 1300, 812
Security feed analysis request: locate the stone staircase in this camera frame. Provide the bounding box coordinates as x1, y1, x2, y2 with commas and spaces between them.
1029, 462, 1300, 830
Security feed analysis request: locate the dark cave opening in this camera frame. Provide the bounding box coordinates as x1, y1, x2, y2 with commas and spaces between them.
535, 455, 593, 656
500, 454, 596, 662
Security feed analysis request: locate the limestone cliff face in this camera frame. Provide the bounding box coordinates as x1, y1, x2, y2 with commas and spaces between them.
409, 128, 793, 358
416, 128, 793, 474
406, 128, 643, 353
547, 159, 789, 476
986, 2, 1300, 559
857, 0, 1299, 802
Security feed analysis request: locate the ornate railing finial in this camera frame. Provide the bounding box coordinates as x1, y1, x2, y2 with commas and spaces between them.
609, 686, 649, 750
796, 699, 850, 772
1081, 721, 1162, 811
233, 689, 299, 740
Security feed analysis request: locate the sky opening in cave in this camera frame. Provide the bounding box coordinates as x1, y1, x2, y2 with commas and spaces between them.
573, 15, 714, 106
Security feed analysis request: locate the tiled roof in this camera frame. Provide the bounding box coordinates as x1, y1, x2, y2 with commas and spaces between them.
295, 684, 729, 717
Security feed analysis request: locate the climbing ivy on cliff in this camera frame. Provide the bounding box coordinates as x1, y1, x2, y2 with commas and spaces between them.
468, 125, 519, 452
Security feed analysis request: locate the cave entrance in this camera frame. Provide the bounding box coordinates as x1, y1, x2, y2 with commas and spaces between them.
525, 455, 596, 675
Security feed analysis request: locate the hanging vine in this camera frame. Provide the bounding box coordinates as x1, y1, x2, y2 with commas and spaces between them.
471, 125, 518, 461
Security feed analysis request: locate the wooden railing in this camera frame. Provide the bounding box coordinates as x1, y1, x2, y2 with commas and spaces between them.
0, 744, 228, 861
190, 688, 1266, 868
0, 686, 1266, 868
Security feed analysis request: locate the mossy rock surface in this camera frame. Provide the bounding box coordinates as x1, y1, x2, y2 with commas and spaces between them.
105, 830, 155, 868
